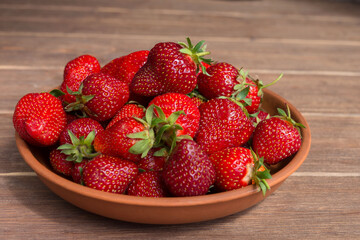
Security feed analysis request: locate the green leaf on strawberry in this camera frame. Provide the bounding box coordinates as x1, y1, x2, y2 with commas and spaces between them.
251, 150, 272, 196
57, 130, 100, 163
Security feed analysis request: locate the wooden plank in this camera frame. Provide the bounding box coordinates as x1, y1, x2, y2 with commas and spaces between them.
0, 1, 359, 41
0, 35, 359, 72
0, 0, 359, 23
0, 176, 359, 239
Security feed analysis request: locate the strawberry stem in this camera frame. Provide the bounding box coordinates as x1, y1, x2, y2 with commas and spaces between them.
178, 37, 212, 75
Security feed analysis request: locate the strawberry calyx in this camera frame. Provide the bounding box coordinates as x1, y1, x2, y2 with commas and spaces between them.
276, 104, 306, 136
239, 69, 283, 98
57, 130, 100, 163
251, 149, 272, 196
178, 37, 212, 76
63, 84, 95, 118
127, 116, 155, 158
145, 104, 192, 156
219, 96, 251, 119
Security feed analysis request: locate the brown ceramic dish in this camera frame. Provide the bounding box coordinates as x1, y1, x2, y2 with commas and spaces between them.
15, 89, 311, 224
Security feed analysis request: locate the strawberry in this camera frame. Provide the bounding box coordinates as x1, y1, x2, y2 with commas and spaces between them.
250, 110, 270, 126
210, 147, 254, 191
59, 118, 104, 145
13, 92, 67, 146
209, 147, 271, 195
94, 117, 154, 162
127, 171, 168, 197
195, 98, 254, 155
71, 159, 89, 184
61, 66, 93, 104
106, 103, 145, 129
61, 55, 101, 104
130, 38, 211, 97
252, 106, 304, 165
57, 118, 103, 163
65, 72, 130, 122
162, 139, 215, 197
64, 54, 100, 77
49, 149, 74, 177
83, 155, 138, 194
197, 62, 239, 100
137, 148, 166, 172
148, 92, 200, 138
100, 50, 149, 85
234, 70, 283, 114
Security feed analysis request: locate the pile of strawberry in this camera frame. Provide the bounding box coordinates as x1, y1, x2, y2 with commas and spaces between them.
13, 38, 304, 198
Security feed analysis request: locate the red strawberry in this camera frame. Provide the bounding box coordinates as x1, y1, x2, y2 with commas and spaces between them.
59, 118, 104, 145
210, 147, 271, 195
65, 72, 130, 122
64, 54, 100, 77
94, 117, 154, 162
100, 50, 149, 85
250, 110, 270, 126
130, 38, 211, 97
13, 92, 67, 146
252, 106, 304, 165
65, 113, 78, 124
148, 93, 200, 138
71, 159, 89, 184
83, 155, 138, 194
209, 147, 254, 191
60, 65, 94, 104
127, 171, 168, 197
235, 70, 283, 114
57, 118, 103, 163
195, 98, 254, 155
162, 139, 215, 197
197, 62, 238, 100
137, 148, 167, 172
106, 103, 145, 129
49, 149, 74, 177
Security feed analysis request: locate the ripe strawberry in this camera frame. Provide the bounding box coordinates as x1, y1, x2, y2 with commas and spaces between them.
209, 147, 271, 195
250, 110, 270, 126
195, 98, 254, 155
127, 171, 168, 197
71, 159, 89, 184
94, 117, 154, 162
65, 113, 78, 124
64, 54, 100, 77
148, 93, 200, 138
162, 139, 215, 197
13, 92, 67, 146
137, 148, 167, 172
59, 118, 104, 145
209, 147, 254, 191
252, 106, 304, 165
65, 72, 130, 122
100, 50, 149, 85
49, 149, 74, 177
197, 62, 238, 100
106, 103, 145, 129
130, 38, 211, 97
83, 155, 138, 194
60, 65, 94, 104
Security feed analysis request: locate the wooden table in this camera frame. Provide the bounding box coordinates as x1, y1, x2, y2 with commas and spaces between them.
1, 0, 359, 239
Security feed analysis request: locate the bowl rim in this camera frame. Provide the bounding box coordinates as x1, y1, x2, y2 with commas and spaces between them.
15, 89, 311, 208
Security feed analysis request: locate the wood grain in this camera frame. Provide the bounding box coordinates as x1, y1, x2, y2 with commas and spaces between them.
0, 0, 359, 239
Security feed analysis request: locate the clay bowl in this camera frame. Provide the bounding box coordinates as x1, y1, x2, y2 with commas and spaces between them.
15, 89, 311, 224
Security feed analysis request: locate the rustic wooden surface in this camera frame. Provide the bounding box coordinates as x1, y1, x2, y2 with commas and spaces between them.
1, 0, 360, 239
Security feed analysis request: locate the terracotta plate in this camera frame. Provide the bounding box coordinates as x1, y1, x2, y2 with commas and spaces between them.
15, 89, 311, 224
